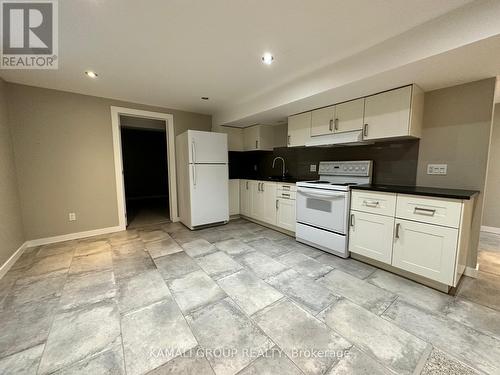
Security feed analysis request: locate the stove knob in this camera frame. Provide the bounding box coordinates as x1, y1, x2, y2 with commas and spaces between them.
361, 167, 366, 171
348, 167, 353, 171
343, 166, 348, 171
355, 167, 360, 171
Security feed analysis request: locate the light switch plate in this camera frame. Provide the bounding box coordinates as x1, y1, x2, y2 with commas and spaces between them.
69, 212, 76, 221
427, 164, 448, 175
310, 164, 317, 172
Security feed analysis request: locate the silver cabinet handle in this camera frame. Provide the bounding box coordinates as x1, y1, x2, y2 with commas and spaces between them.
395, 223, 401, 239
329, 119, 333, 131
363, 200, 380, 208
414, 207, 436, 216
350, 213, 355, 227
281, 193, 290, 199
282, 185, 290, 191
255, 140, 258, 149
191, 141, 196, 163
261, 183, 264, 192
334, 118, 339, 131
246, 181, 248, 190
192, 165, 196, 186
363, 124, 368, 137
276, 199, 279, 209
287, 135, 291, 145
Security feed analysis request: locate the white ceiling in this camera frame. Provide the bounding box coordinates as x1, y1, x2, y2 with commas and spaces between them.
0, 0, 476, 118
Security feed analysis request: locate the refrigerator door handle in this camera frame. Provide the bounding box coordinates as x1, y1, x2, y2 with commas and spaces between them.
192, 164, 196, 186
191, 141, 196, 163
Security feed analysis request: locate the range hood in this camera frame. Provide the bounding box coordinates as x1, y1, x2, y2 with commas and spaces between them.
305, 130, 368, 147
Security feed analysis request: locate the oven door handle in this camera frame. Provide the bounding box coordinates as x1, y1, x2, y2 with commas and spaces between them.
297, 190, 346, 199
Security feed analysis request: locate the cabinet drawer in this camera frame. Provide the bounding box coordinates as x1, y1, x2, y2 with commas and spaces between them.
396, 195, 462, 228
276, 183, 297, 192
351, 190, 396, 216
276, 190, 296, 200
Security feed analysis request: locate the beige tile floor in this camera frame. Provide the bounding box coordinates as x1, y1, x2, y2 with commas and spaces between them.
0, 220, 499, 374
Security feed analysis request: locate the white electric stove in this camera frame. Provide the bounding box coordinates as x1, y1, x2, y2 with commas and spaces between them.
296, 160, 373, 258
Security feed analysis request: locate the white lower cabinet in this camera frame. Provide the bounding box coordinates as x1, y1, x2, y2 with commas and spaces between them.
392, 219, 458, 285
261, 182, 277, 225
277, 198, 296, 232
349, 190, 474, 289
239, 180, 251, 216
239, 180, 296, 232
349, 211, 394, 264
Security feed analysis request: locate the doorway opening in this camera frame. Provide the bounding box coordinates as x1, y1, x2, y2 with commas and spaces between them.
120, 115, 170, 228
111, 106, 177, 231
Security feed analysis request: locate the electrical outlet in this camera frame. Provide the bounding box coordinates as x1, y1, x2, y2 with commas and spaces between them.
69, 212, 76, 221
310, 164, 317, 172
427, 164, 448, 175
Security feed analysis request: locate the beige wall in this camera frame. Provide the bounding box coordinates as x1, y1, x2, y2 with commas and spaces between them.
6, 83, 211, 240
416, 78, 496, 268
483, 103, 500, 229
0, 80, 25, 266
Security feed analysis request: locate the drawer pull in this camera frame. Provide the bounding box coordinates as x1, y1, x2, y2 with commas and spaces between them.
282, 185, 290, 190
276, 199, 279, 209
395, 223, 401, 239
350, 213, 355, 227
414, 207, 436, 216
281, 193, 290, 197
363, 200, 380, 208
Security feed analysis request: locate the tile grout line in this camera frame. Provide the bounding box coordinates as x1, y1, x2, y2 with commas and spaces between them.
34, 242, 76, 375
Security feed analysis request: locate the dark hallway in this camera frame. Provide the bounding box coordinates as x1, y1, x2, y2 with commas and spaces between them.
120, 123, 169, 228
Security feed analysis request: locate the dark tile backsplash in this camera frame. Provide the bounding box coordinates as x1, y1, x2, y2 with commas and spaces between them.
229, 139, 419, 186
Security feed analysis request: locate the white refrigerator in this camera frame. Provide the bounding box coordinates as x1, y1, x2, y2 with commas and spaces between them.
176, 130, 229, 229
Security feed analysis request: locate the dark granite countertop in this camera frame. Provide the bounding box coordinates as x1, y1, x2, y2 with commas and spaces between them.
352, 184, 479, 200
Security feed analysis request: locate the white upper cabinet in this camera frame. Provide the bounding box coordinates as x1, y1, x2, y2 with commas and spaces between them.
363, 85, 423, 141
311, 105, 335, 137
243, 125, 274, 151
287, 84, 423, 147
334, 98, 365, 133
287, 112, 311, 147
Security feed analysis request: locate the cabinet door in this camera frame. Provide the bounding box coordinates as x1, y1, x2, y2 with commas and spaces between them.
261, 182, 277, 225
363, 86, 412, 140
349, 211, 394, 264
392, 219, 458, 285
229, 179, 240, 216
288, 112, 311, 147
250, 181, 264, 220
334, 98, 364, 133
239, 180, 251, 216
311, 106, 335, 136
277, 198, 296, 232
243, 126, 259, 151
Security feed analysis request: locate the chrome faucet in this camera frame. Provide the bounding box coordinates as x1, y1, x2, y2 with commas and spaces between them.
272, 157, 286, 178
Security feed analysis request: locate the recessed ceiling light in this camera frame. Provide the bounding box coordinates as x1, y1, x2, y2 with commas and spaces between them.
261, 52, 274, 65
201, 97, 209, 100
85, 71, 98, 78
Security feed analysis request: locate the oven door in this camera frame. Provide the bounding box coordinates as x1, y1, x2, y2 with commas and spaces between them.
296, 186, 349, 234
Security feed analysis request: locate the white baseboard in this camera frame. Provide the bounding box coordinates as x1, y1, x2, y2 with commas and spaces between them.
26, 225, 125, 247
481, 225, 500, 234
0, 241, 28, 280
464, 265, 479, 278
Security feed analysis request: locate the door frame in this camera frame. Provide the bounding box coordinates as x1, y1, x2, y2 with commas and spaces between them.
111, 106, 178, 229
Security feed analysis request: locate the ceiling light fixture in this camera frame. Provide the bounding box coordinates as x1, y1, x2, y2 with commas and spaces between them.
261, 52, 274, 65
85, 71, 98, 78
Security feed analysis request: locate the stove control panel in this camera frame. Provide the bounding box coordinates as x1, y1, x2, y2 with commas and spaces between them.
318, 160, 372, 177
